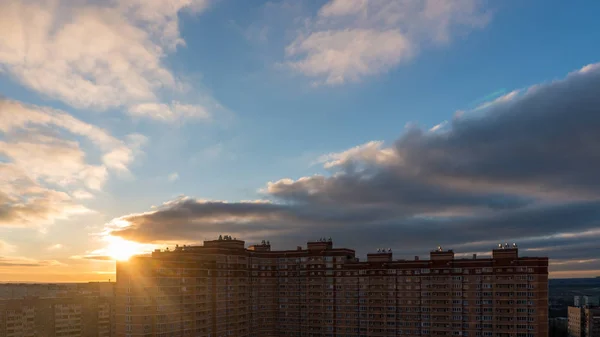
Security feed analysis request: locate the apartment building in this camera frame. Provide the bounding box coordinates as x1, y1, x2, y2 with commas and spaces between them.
568, 306, 600, 337
116, 237, 548, 337
0, 296, 114, 337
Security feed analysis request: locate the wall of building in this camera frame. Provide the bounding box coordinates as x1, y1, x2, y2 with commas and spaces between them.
115, 239, 549, 337
0, 296, 115, 337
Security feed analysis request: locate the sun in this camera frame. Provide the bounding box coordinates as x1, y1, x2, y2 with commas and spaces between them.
105, 237, 144, 261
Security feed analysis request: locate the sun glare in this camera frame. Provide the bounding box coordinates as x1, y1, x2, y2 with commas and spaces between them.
105, 237, 144, 261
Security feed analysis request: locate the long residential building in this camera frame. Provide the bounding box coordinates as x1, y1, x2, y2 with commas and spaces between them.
116, 237, 548, 337
0, 296, 114, 337
0, 283, 115, 300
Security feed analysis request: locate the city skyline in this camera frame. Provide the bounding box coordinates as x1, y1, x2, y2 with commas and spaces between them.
1, 0, 600, 282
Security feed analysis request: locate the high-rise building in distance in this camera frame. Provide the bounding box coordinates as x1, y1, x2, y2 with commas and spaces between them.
568, 306, 600, 337
116, 237, 548, 337
574, 296, 600, 309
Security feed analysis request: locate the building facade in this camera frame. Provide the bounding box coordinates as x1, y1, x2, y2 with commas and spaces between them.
0, 296, 114, 337
116, 238, 548, 337
568, 306, 600, 337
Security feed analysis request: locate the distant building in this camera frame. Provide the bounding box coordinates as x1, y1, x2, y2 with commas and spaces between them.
0, 296, 114, 337
116, 237, 549, 337
568, 306, 600, 337
575, 296, 600, 308
550, 317, 568, 337
0, 282, 114, 300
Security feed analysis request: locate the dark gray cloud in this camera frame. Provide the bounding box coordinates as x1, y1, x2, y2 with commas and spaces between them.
396, 65, 600, 197
110, 63, 600, 275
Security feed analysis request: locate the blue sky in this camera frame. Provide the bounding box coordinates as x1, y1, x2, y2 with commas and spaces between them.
1, 0, 600, 281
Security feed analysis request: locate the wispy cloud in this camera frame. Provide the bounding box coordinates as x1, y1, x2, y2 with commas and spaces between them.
69, 255, 114, 262
0, 0, 220, 121
168, 172, 180, 182
72, 190, 95, 200
0, 98, 145, 228
285, 0, 491, 85
0, 256, 66, 267
429, 121, 449, 133
128, 102, 211, 122
0, 240, 16, 254
468, 88, 507, 107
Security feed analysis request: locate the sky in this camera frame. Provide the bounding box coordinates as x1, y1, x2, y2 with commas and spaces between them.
1, 0, 600, 282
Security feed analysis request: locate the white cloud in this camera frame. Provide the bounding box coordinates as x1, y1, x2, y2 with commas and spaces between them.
315, 141, 398, 169
48, 244, 64, 250
0, 99, 143, 178
0, 132, 109, 190
474, 90, 520, 111
429, 121, 448, 133
0, 0, 216, 121
129, 101, 211, 121
72, 190, 95, 200
0, 98, 144, 228
0, 163, 91, 228
286, 29, 411, 85
168, 172, 180, 182
285, 0, 491, 84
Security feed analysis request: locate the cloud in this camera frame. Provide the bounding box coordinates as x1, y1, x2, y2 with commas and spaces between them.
473, 90, 520, 111
0, 135, 108, 190
0, 164, 91, 228
70, 255, 114, 261
72, 190, 95, 200
429, 121, 448, 133
0, 256, 65, 267
286, 29, 412, 85
0, 240, 16, 254
168, 172, 180, 182
106, 62, 600, 275
128, 101, 211, 122
0, 99, 145, 175
0, 0, 217, 121
314, 140, 397, 169
0, 98, 145, 227
48, 244, 64, 250
285, 0, 490, 84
